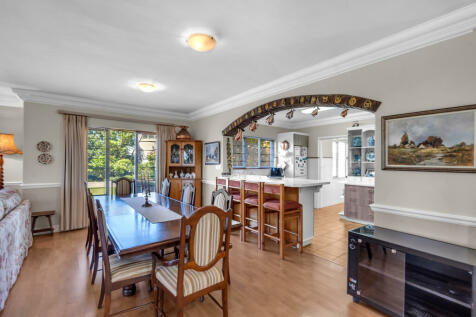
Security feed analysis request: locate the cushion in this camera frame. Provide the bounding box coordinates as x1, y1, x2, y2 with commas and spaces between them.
244, 195, 259, 205
213, 192, 226, 210
0, 188, 22, 219
263, 199, 301, 211
155, 265, 224, 297
109, 254, 152, 283
231, 193, 241, 201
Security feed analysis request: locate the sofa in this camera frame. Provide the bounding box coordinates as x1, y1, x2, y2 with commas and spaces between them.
0, 188, 32, 311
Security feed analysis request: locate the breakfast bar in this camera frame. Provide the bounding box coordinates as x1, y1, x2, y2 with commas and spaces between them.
221, 175, 329, 246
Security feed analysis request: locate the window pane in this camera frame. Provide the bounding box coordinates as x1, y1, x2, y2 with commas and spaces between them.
137, 133, 157, 192
232, 139, 244, 167
337, 141, 347, 178
87, 129, 106, 195
260, 139, 273, 167
109, 130, 135, 189
245, 137, 259, 167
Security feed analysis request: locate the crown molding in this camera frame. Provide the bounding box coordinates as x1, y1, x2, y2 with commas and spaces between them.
12, 88, 190, 121
190, 3, 476, 120
264, 111, 374, 129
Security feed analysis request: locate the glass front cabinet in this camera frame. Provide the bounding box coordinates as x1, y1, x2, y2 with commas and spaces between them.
182, 143, 195, 165
169, 143, 181, 165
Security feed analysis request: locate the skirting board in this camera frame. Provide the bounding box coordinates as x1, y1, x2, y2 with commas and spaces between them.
338, 211, 373, 226
370, 203, 476, 228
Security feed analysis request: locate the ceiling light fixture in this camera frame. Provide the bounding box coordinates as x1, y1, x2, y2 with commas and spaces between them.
285, 109, 294, 120
136, 82, 158, 93
187, 33, 216, 52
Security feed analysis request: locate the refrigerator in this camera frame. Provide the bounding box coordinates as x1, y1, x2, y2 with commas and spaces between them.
294, 146, 308, 177
277, 132, 309, 178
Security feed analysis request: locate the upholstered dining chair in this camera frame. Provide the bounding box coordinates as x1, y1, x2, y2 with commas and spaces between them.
96, 200, 153, 317
84, 182, 93, 256
161, 178, 171, 197
181, 183, 195, 205
112, 177, 135, 196
151, 205, 231, 317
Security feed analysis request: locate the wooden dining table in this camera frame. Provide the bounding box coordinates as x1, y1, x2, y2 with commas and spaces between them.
95, 192, 198, 295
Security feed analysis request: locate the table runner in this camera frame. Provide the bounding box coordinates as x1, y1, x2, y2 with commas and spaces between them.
120, 196, 182, 223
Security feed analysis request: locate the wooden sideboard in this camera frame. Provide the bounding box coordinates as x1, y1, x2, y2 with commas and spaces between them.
344, 184, 374, 223
166, 139, 202, 207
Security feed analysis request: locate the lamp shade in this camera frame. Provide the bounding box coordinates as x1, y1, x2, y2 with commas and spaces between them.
0, 134, 22, 154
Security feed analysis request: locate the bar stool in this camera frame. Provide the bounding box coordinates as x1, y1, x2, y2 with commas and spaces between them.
242, 181, 262, 248
261, 184, 303, 259
226, 179, 243, 240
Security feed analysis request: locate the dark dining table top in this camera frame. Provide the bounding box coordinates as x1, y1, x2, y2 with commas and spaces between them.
95, 192, 198, 258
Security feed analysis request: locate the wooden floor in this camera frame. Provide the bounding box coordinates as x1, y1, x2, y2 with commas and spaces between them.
0, 228, 383, 317
304, 204, 362, 266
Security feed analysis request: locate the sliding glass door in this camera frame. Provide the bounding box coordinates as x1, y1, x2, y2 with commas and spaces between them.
87, 128, 157, 195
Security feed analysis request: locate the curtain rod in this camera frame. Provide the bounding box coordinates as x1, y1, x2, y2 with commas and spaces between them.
57, 110, 187, 128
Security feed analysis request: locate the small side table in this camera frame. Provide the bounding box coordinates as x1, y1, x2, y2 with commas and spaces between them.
31, 210, 55, 234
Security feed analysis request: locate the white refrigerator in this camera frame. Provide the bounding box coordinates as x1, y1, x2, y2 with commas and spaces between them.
294, 146, 308, 178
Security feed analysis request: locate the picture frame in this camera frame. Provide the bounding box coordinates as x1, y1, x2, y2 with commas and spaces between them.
205, 141, 221, 165
382, 104, 476, 173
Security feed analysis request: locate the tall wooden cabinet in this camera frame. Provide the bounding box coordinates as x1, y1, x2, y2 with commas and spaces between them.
166, 140, 202, 207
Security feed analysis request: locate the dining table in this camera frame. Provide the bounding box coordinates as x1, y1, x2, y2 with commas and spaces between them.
95, 192, 198, 295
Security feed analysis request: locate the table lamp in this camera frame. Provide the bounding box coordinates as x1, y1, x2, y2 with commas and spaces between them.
0, 134, 22, 190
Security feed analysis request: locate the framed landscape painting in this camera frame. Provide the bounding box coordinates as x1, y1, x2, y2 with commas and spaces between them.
205, 141, 220, 165
382, 105, 476, 172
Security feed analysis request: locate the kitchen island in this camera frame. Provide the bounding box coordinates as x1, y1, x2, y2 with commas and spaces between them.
222, 175, 329, 246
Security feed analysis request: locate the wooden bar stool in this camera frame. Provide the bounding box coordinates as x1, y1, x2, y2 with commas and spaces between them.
242, 181, 262, 248
227, 179, 244, 241
31, 210, 55, 235
261, 184, 302, 259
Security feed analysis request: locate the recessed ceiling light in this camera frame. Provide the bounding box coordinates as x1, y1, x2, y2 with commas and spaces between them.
301, 106, 333, 114
187, 33, 216, 52
136, 82, 159, 93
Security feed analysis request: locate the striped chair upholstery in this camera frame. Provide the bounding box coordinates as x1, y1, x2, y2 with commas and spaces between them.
109, 254, 152, 283
181, 183, 195, 205
213, 192, 226, 210
161, 178, 171, 197
155, 264, 223, 297
194, 213, 221, 266
113, 178, 134, 196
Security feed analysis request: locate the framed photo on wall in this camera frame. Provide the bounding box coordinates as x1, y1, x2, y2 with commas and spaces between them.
382, 104, 476, 173
205, 141, 220, 165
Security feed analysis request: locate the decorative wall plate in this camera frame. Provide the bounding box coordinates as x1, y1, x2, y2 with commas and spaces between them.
38, 153, 53, 165
37, 141, 52, 152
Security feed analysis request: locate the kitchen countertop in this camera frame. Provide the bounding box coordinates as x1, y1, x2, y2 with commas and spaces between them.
224, 175, 330, 188
343, 176, 375, 187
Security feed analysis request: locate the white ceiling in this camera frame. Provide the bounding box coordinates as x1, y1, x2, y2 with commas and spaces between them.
0, 0, 475, 115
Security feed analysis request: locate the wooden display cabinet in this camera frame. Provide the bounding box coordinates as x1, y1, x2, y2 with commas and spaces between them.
166, 140, 202, 207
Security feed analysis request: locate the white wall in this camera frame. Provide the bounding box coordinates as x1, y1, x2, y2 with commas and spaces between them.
0, 106, 23, 184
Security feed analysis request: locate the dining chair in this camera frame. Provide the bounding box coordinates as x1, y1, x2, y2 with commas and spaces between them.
261, 184, 303, 259
161, 178, 171, 197
151, 205, 231, 317
181, 183, 195, 205
242, 181, 262, 248
95, 200, 153, 317
112, 177, 135, 196
84, 182, 93, 256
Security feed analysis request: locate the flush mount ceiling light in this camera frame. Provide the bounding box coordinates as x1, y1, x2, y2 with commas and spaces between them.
136, 82, 159, 93
186, 33, 216, 52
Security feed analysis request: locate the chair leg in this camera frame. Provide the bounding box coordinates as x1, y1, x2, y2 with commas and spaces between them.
154, 286, 159, 315
279, 211, 285, 260
176, 308, 183, 317
86, 231, 93, 256
89, 244, 95, 271
98, 273, 105, 308
92, 249, 100, 284
47, 215, 54, 234
242, 206, 247, 242
159, 288, 165, 315
227, 265, 231, 285
222, 286, 228, 317
85, 225, 91, 248
103, 293, 111, 317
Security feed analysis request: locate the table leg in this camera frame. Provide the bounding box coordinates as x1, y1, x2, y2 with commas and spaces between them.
123, 284, 136, 296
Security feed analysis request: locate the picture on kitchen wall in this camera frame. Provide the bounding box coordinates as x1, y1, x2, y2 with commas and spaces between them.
205, 141, 220, 165
382, 105, 476, 172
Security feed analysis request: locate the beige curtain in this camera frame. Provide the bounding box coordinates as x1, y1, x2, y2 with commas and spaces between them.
61, 114, 88, 231
157, 125, 176, 191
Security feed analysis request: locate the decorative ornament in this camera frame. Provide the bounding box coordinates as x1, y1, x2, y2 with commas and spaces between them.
311, 107, 319, 117
285, 109, 294, 120
266, 113, 274, 125
36, 141, 52, 152
363, 99, 373, 109
38, 153, 53, 165
249, 121, 257, 132
176, 126, 192, 140
234, 128, 243, 141
352, 121, 360, 127
349, 97, 357, 106
341, 109, 348, 118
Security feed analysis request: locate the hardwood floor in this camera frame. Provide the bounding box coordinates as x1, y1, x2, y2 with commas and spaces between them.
0, 228, 383, 317
304, 203, 362, 266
